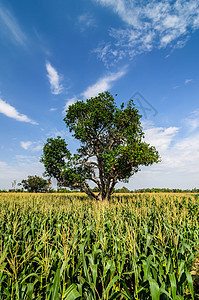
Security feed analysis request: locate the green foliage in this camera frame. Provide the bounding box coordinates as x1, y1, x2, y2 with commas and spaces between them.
41, 136, 71, 186
115, 186, 130, 193
41, 91, 160, 200
0, 193, 198, 298
19, 175, 50, 193
133, 188, 199, 193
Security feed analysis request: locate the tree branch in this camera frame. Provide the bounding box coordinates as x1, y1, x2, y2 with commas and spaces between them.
110, 177, 117, 194
81, 161, 99, 167
108, 139, 115, 150
82, 182, 98, 200
88, 177, 101, 189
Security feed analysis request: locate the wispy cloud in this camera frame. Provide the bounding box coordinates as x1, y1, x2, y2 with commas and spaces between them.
184, 109, 199, 132
46, 62, 63, 95
16, 155, 38, 164
77, 13, 96, 31
33, 145, 43, 152
82, 67, 127, 99
94, 0, 199, 66
20, 141, 32, 150
169, 133, 199, 172
173, 85, 180, 90
20, 141, 43, 152
185, 78, 192, 85
0, 97, 38, 125
64, 97, 77, 111
64, 67, 127, 110
172, 78, 193, 89
0, 4, 27, 46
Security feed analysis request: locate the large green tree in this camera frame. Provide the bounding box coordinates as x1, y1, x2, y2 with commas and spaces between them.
41, 92, 160, 201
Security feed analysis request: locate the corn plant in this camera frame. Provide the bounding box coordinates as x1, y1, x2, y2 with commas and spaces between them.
0, 192, 198, 299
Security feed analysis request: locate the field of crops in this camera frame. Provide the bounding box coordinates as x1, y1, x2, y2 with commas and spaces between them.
0, 193, 199, 299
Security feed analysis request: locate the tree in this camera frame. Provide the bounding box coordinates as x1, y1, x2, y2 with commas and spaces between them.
41, 91, 160, 201
115, 186, 130, 193
18, 175, 50, 193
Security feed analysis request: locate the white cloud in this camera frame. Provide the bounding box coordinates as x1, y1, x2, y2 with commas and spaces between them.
0, 4, 27, 46
82, 67, 127, 99
161, 132, 199, 172
184, 109, 199, 132
16, 155, 38, 163
49, 108, 57, 112
64, 97, 77, 112
144, 125, 179, 153
94, 0, 199, 66
126, 119, 199, 189
32, 145, 43, 152
0, 158, 44, 190
64, 67, 127, 110
21, 141, 32, 150
46, 62, 63, 95
145, 120, 199, 173
20, 141, 43, 152
0, 97, 38, 125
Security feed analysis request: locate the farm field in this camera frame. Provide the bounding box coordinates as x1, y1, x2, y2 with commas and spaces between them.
0, 193, 199, 299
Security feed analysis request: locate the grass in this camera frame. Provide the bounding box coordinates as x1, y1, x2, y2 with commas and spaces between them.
0, 192, 199, 299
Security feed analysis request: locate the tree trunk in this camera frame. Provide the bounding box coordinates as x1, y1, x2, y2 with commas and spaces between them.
97, 192, 107, 201
104, 178, 117, 202
104, 189, 111, 202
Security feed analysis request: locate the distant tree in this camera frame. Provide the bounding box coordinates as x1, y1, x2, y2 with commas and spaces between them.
57, 188, 71, 193
41, 91, 160, 201
18, 175, 50, 193
115, 186, 130, 193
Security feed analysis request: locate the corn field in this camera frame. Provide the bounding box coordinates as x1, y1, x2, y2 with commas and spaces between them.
0, 193, 199, 299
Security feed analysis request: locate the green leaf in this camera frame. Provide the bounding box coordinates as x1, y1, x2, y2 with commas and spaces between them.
149, 279, 160, 300
63, 284, 81, 300
186, 272, 194, 299
90, 264, 97, 286
49, 265, 61, 300
169, 273, 177, 300
104, 275, 120, 296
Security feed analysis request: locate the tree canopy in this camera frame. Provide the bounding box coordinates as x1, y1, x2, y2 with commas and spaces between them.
19, 175, 50, 193
41, 92, 160, 201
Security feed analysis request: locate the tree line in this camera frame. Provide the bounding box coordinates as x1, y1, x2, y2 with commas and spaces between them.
1, 182, 199, 194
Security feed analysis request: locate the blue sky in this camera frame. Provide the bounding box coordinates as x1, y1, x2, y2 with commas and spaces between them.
0, 0, 199, 190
